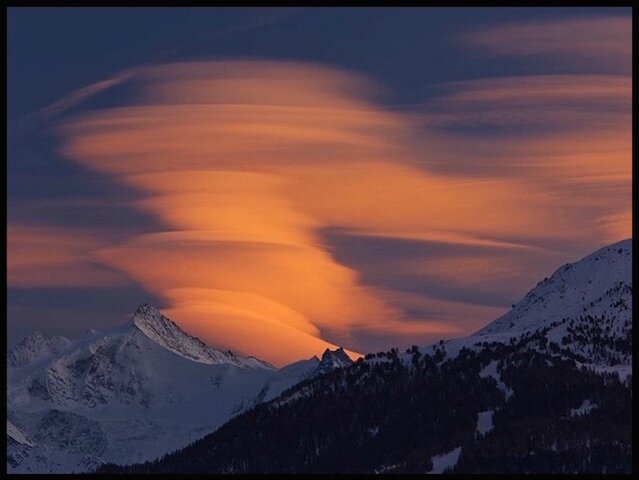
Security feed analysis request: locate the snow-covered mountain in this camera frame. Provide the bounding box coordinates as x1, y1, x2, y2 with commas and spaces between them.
424, 239, 632, 378
6, 304, 342, 473
271, 238, 632, 415
130, 303, 274, 369
476, 239, 631, 337
103, 239, 631, 474
8, 331, 72, 369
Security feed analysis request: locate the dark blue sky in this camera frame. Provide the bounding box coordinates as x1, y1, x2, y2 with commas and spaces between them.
8, 7, 629, 117
7, 7, 632, 357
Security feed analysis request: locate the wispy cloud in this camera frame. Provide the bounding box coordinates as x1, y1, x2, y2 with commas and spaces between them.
38, 69, 140, 120
456, 15, 631, 72
421, 74, 630, 130
7, 224, 126, 288
46, 57, 630, 363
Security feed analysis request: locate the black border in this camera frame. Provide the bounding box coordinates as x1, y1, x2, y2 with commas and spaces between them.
3, 2, 636, 478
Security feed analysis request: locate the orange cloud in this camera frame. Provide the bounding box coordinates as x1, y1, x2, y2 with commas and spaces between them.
161, 288, 361, 366
423, 74, 630, 129
48, 59, 630, 364
7, 224, 124, 288
412, 73, 631, 246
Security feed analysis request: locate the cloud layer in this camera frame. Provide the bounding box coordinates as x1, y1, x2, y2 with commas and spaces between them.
456, 15, 631, 73
10, 15, 630, 365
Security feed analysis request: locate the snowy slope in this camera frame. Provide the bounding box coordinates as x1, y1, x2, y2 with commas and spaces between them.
131, 304, 273, 368
6, 304, 323, 473
7, 421, 36, 472
476, 239, 631, 336
7, 421, 34, 447
8, 331, 72, 369
256, 356, 321, 404
417, 239, 632, 376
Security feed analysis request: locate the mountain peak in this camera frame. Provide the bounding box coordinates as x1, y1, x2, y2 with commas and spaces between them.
131, 303, 224, 363
321, 346, 350, 359
8, 331, 71, 368
132, 303, 172, 332
315, 347, 353, 375
130, 304, 273, 369
475, 238, 632, 336
134, 302, 160, 317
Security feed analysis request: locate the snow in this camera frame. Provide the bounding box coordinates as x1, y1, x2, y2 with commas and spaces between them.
413, 238, 631, 381
476, 410, 494, 436
570, 399, 597, 417
6, 304, 311, 473
374, 463, 400, 474
131, 303, 272, 368
259, 356, 320, 403
583, 364, 632, 383
475, 239, 631, 336
479, 361, 514, 400
7, 421, 35, 447
7, 331, 72, 369
428, 446, 462, 474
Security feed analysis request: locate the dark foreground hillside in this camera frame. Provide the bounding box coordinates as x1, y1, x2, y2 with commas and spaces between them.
97, 330, 631, 474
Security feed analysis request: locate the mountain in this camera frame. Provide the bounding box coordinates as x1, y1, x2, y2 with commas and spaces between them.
477, 239, 631, 336
98, 239, 632, 474
7, 421, 36, 470
435, 238, 632, 377
8, 331, 72, 369
130, 303, 274, 369
315, 347, 353, 375
6, 304, 344, 473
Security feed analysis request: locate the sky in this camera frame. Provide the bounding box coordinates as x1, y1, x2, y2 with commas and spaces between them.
7, 7, 632, 365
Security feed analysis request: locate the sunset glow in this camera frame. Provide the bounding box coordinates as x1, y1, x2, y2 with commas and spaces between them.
8, 11, 631, 365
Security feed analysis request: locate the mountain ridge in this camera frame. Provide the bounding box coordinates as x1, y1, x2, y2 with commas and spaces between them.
130, 303, 274, 369
476, 238, 631, 336
8, 238, 633, 473
7, 305, 350, 473
96, 238, 632, 474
